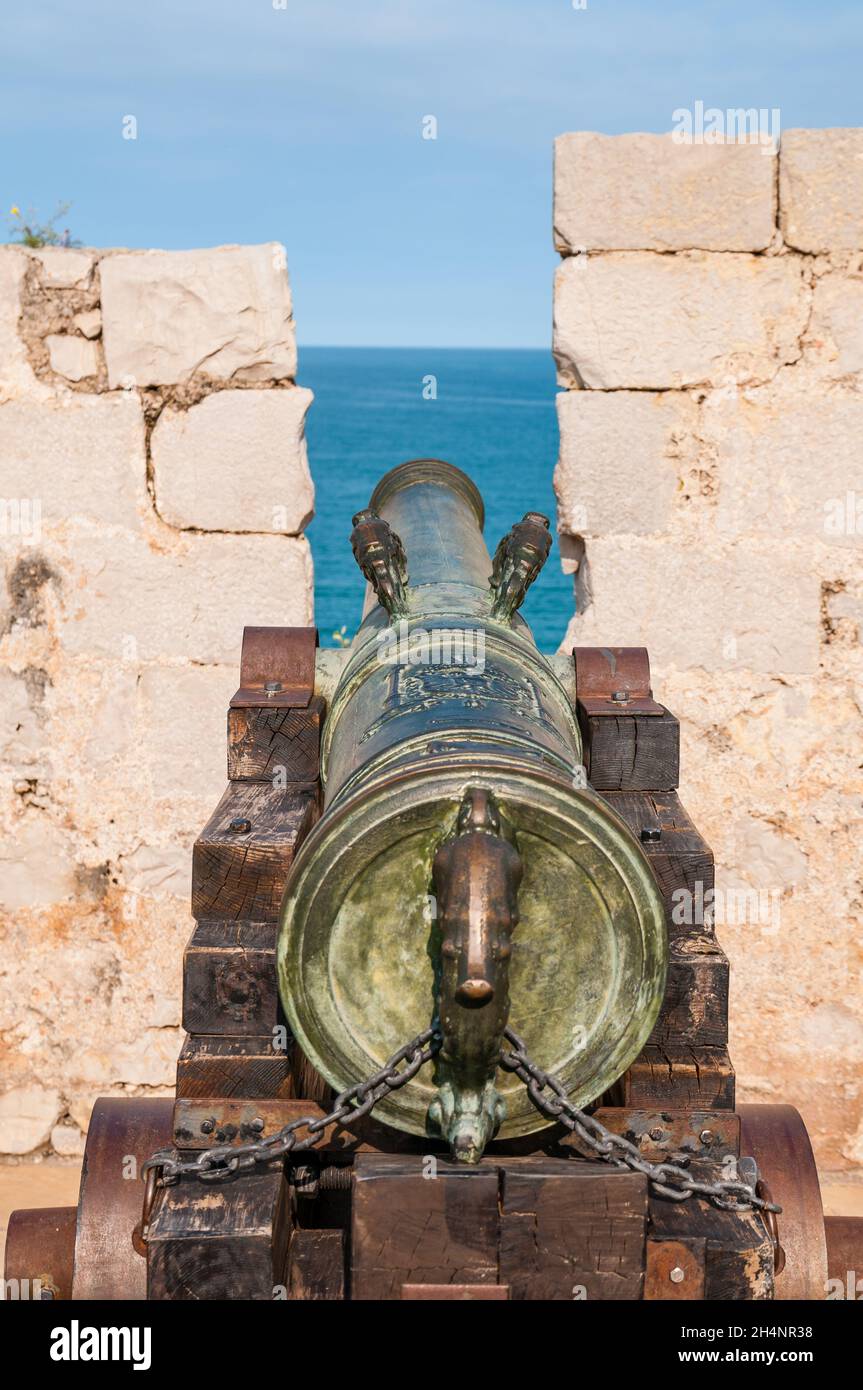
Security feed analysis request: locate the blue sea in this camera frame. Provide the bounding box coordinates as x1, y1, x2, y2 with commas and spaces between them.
301, 348, 570, 654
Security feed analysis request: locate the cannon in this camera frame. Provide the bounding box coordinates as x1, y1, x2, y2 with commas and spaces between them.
6, 458, 861, 1301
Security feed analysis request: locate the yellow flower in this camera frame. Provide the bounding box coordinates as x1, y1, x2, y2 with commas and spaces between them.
10, 205, 20, 216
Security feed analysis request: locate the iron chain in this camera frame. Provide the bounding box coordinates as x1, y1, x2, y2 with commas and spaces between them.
142, 1024, 778, 1215
500, 1027, 780, 1214
142, 1027, 441, 1187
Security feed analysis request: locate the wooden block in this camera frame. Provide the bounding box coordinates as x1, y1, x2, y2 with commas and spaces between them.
649, 936, 730, 1047
192, 783, 317, 921
228, 695, 325, 783
183, 921, 279, 1036
147, 1168, 290, 1301
648, 1182, 774, 1300
622, 1045, 736, 1110
175, 1036, 294, 1099
580, 707, 679, 791
499, 1160, 647, 1300
644, 1238, 706, 1300
288, 1229, 345, 1300
602, 791, 714, 936
351, 1155, 500, 1300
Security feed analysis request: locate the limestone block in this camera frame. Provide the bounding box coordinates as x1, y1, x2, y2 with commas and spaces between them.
555, 389, 696, 536
100, 244, 297, 388
808, 273, 863, 376
73, 308, 102, 339
45, 333, 99, 382
51, 1122, 86, 1156
138, 664, 231, 802
780, 128, 863, 253
0, 392, 146, 530
152, 387, 314, 533
560, 536, 820, 674
32, 247, 95, 288
706, 389, 863, 545
53, 526, 313, 663
554, 132, 776, 253
0, 1085, 62, 1154
0, 247, 39, 397
554, 252, 807, 389
117, 843, 192, 900
0, 818, 78, 910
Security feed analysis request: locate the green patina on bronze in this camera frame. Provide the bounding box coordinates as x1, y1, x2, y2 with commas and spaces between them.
277, 459, 667, 1160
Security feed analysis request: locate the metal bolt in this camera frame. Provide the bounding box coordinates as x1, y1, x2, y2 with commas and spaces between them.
611, 690, 629, 703
641, 826, 662, 843
264, 680, 282, 697
229, 816, 252, 834
699, 1129, 715, 1146
649, 1126, 665, 1142
200, 1118, 215, 1134
669, 1266, 685, 1284
250, 1117, 265, 1133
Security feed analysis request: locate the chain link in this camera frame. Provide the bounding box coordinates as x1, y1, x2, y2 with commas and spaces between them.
142, 1027, 441, 1187
500, 1027, 780, 1214
141, 1023, 779, 1217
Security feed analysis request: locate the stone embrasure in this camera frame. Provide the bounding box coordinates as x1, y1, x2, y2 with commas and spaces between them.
0, 240, 315, 1156
554, 129, 863, 1173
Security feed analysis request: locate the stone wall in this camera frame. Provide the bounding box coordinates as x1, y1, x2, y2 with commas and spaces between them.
0, 243, 313, 1155
554, 131, 863, 1172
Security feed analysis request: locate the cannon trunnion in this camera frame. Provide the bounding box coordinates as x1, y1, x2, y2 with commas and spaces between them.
7, 460, 858, 1302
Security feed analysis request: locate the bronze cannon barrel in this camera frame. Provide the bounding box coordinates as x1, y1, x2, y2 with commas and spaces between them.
278, 459, 667, 1159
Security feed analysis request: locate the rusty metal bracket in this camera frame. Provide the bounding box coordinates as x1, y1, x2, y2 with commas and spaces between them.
229, 626, 318, 710
573, 646, 665, 717
644, 1238, 706, 1300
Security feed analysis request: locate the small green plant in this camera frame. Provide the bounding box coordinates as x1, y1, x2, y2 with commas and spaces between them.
331, 625, 351, 648
8, 202, 82, 249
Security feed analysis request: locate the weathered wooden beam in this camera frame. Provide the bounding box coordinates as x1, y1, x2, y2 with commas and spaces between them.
175, 1035, 294, 1100
580, 707, 680, 791
351, 1155, 500, 1300
287, 1229, 345, 1300
192, 784, 317, 921
602, 790, 715, 937
147, 1168, 290, 1301
498, 1160, 648, 1300
182, 920, 280, 1037
227, 695, 325, 784
621, 1045, 736, 1110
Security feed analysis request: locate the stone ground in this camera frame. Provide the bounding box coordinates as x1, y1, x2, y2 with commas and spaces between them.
2, 1157, 862, 1282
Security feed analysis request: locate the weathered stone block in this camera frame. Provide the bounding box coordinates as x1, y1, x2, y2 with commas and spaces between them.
152, 386, 314, 533
780, 128, 863, 253
706, 388, 863, 545
33, 247, 95, 288
560, 536, 821, 674
100, 244, 297, 388
554, 132, 776, 253
0, 1085, 62, 1154
553, 250, 806, 389
0, 392, 146, 529
53, 526, 313, 663
73, 308, 102, 339
45, 333, 99, 382
555, 389, 696, 536
139, 664, 232, 802
0, 247, 39, 398
554, 252, 807, 389
808, 272, 863, 377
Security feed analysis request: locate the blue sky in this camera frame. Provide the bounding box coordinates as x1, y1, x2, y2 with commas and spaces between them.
4, 0, 860, 346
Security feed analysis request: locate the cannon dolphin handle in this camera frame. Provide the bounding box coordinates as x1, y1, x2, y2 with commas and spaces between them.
429, 787, 523, 1162
277, 459, 667, 1160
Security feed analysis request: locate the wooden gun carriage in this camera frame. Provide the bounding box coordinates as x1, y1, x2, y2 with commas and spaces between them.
6, 459, 860, 1302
